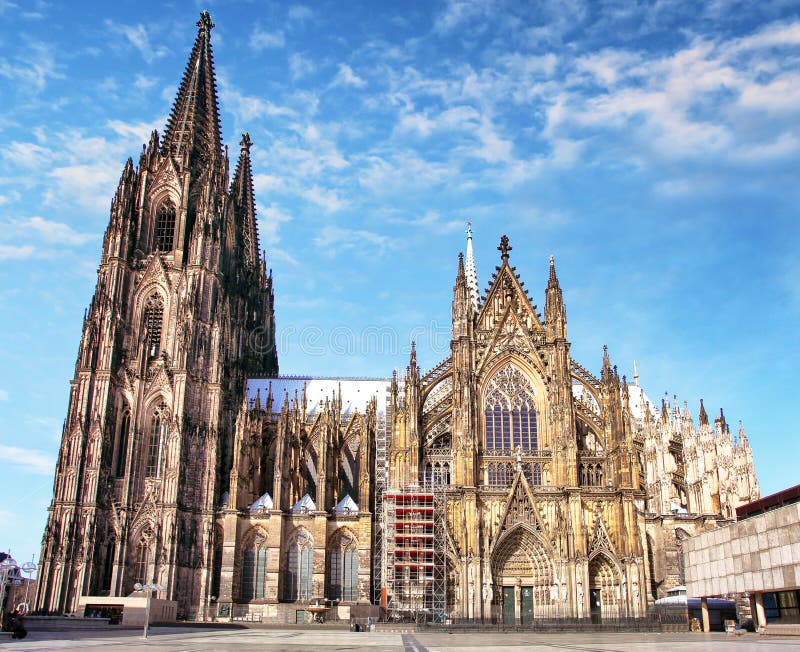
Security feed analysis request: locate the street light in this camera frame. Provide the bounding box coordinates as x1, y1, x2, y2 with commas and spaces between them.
20, 561, 36, 614
0, 556, 19, 616
134, 582, 164, 639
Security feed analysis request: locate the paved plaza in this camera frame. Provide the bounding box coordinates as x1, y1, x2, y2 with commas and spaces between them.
2, 627, 800, 652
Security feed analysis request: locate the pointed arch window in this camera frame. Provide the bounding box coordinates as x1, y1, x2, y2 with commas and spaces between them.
241, 532, 268, 601
328, 531, 359, 602
285, 531, 313, 601
114, 410, 130, 477
484, 364, 538, 452
143, 295, 164, 359
154, 199, 176, 252
146, 404, 169, 478
134, 540, 151, 584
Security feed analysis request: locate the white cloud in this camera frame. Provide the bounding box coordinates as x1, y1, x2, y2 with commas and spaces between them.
21, 217, 96, 246
2, 141, 52, 169
47, 163, 119, 213
0, 444, 54, 475
332, 63, 366, 89
105, 21, 170, 63
302, 185, 348, 212
0, 244, 35, 261
434, 0, 495, 33
0, 389, 7, 401
0, 40, 63, 91
257, 204, 293, 245
218, 77, 296, 123
250, 27, 285, 50
289, 52, 316, 80
288, 5, 314, 23
313, 225, 393, 256
133, 73, 157, 92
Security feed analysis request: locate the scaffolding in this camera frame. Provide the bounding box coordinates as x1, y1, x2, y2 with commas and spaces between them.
383, 486, 447, 622
371, 385, 391, 607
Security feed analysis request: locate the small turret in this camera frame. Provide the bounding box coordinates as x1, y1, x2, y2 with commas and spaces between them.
544, 254, 567, 340
698, 398, 709, 426
452, 252, 471, 338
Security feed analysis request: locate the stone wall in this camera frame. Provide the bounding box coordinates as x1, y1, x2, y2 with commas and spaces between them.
684, 501, 800, 598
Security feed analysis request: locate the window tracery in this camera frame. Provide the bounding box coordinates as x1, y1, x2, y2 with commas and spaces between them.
142, 295, 164, 359
154, 199, 176, 252
114, 410, 130, 477
328, 530, 358, 601
241, 530, 268, 601
484, 364, 538, 453
146, 404, 169, 478
284, 530, 313, 601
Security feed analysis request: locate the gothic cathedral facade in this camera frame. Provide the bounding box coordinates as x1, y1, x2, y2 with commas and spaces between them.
37, 14, 759, 622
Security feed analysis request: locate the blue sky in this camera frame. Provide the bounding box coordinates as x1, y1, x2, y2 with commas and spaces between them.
0, 0, 798, 566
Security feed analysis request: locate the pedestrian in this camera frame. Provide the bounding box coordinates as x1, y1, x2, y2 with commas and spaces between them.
10, 608, 28, 640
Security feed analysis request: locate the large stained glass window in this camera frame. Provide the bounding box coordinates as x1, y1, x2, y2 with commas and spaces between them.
484, 364, 538, 452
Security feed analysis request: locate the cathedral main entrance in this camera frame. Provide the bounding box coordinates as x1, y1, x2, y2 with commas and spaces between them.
492, 525, 553, 624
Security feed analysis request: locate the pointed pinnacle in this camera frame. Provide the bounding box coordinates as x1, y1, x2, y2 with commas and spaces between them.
197, 10, 214, 32
240, 132, 252, 152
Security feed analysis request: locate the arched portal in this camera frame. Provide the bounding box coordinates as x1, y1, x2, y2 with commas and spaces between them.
491, 526, 553, 624
588, 553, 622, 621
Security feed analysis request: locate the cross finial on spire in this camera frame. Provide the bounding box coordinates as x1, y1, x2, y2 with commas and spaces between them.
498, 234, 511, 260
197, 10, 214, 32
240, 132, 252, 152
466, 221, 473, 238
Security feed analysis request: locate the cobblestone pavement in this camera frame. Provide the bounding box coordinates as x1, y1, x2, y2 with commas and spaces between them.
2, 627, 800, 651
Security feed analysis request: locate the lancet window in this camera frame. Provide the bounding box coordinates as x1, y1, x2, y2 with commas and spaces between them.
423, 461, 451, 486
133, 540, 150, 584
487, 461, 515, 486
328, 531, 359, 602
284, 530, 313, 601
114, 410, 130, 477
143, 295, 164, 359
484, 364, 538, 452
579, 462, 604, 487
146, 404, 169, 478
241, 531, 268, 601
154, 199, 176, 252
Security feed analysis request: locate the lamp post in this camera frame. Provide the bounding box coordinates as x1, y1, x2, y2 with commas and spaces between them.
20, 561, 36, 614
0, 556, 19, 616
133, 582, 164, 639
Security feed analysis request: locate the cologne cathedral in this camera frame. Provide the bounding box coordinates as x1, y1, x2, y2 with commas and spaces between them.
36, 13, 759, 624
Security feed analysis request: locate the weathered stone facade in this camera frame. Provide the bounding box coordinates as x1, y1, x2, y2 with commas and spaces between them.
37, 13, 759, 623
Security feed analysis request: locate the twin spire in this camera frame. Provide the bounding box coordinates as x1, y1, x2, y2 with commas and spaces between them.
160, 12, 261, 267
161, 11, 223, 169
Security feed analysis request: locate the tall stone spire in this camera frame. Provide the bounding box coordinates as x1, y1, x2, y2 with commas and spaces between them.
230, 133, 259, 269
161, 11, 223, 171
464, 222, 479, 311
544, 254, 567, 339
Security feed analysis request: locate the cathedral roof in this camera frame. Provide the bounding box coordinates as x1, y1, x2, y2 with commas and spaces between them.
247, 377, 393, 416
332, 495, 359, 514
249, 491, 274, 512
291, 494, 317, 513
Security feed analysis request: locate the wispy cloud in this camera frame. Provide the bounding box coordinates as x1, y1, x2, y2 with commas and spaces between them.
250, 27, 285, 50
0, 39, 63, 91
313, 225, 394, 256
105, 20, 170, 63
0, 444, 54, 475
331, 63, 366, 89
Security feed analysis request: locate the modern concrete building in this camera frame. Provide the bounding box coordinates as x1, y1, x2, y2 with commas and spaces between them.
683, 485, 800, 635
